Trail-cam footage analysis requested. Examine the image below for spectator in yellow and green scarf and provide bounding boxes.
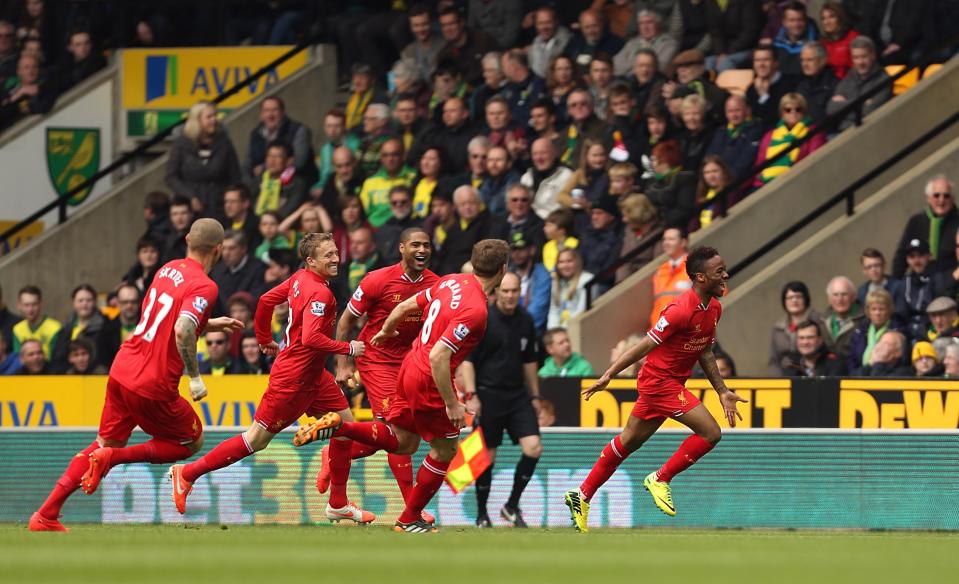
[753,93,826,188]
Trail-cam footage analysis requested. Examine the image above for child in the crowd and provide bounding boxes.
[542,208,579,272]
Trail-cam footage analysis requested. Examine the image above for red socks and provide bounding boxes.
[109,439,192,465]
[657,435,715,483]
[334,421,399,452]
[350,442,377,459]
[580,435,630,502]
[327,438,353,508]
[387,453,414,502]
[398,454,449,523]
[37,441,98,518]
[182,434,253,483]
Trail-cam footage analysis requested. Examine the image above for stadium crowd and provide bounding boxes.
[1,0,958,380]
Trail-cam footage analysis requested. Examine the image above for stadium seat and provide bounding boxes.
[885,65,920,95]
[923,63,943,78]
[715,69,754,96]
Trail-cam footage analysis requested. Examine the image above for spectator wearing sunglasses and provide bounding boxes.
[199,331,241,375]
[892,175,958,278]
[752,93,825,189]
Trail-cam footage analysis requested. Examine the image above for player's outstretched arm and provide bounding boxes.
[371,295,421,346]
[174,315,206,401]
[583,335,658,400]
[698,348,748,427]
[430,343,466,428]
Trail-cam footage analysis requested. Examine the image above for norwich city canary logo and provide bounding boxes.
[46,128,100,206]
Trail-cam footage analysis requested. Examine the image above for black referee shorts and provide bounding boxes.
[476,389,540,449]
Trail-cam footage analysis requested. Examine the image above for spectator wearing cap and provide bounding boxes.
[746,46,800,132]
[897,238,942,342]
[558,89,606,169]
[200,331,241,375]
[579,197,624,293]
[401,4,446,82]
[912,341,943,377]
[522,137,574,221]
[923,297,959,343]
[436,6,499,88]
[795,41,839,124]
[847,289,906,376]
[434,185,509,275]
[820,275,866,359]
[505,183,546,257]
[548,248,594,329]
[245,96,317,188]
[508,231,551,333]
[539,328,595,377]
[527,6,572,79]
[563,9,625,75]
[857,248,904,308]
[825,36,892,132]
[771,1,819,77]
[613,9,679,75]
[860,330,912,377]
[643,140,697,228]
[663,49,728,127]
[892,175,958,279]
[501,49,546,125]
[649,227,690,326]
[704,0,764,73]
[781,319,846,377]
[345,64,387,133]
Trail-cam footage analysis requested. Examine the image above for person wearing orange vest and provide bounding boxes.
[649,227,690,326]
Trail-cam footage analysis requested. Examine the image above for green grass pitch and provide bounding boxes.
[3,524,959,584]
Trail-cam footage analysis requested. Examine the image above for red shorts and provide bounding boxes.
[254,370,349,433]
[356,360,400,419]
[387,360,459,442]
[98,377,202,444]
[631,386,701,421]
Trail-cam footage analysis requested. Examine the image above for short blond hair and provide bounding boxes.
[298,232,334,261]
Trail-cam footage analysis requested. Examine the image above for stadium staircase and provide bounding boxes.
[570,56,959,375]
[0,45,337,323]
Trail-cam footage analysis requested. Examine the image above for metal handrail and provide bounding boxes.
[0,38,316,247]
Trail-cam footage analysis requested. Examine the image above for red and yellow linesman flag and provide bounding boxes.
[445,428,491,493]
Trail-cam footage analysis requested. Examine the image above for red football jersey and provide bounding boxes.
[347,263,439,365]
[638,288,722,391]
[405,273,489,384]
[254,268,353,390]
[110,258,218,400]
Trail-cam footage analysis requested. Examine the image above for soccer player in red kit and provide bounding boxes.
[29,219,244,532]
[565,246,748,532]
[295,239,511,533]
[311,228,437,513]
[169,232,372,523]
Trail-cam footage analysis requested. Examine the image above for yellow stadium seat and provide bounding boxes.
[716,69,754,96]
[885,65,920,95]
[923,63,943,78]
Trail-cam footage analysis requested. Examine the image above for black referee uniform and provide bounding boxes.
[465,301,540,526]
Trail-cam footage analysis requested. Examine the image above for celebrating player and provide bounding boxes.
[29,219,244,532]
[565,246,747,532]
[294,239,510,533]
[311,228,438,519]
[169,232,372,523]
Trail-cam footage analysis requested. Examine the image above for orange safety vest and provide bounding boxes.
[649,256,691,326]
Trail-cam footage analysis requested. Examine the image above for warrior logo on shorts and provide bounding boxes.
[453,323,470,341]
[352,286,364,301]
[193,296,208,313]
[655,316,669,333]
[310,301,326,316]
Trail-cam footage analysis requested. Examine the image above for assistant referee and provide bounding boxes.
[460,271,542,528]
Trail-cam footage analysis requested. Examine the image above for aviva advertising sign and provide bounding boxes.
[121,47,309,137]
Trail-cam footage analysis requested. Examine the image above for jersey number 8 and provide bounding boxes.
[420,298,442,344]
[133,288,174,342]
